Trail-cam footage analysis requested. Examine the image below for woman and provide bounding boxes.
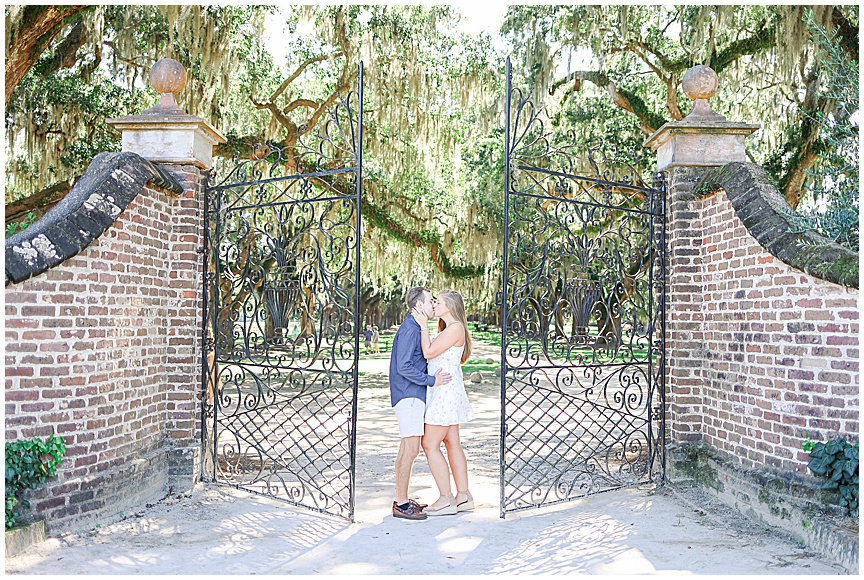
[371,325,380,354]
[411,289,475,515]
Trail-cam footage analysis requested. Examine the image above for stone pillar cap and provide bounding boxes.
[643,119,760,149]
[105,59,226,168]
[643,65,761,171]
[106,112,227,144]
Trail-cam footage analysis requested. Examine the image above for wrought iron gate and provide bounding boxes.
[202,64,363,521]
[500,58,666,517]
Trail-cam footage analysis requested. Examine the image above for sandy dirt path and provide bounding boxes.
[5,342,846,574]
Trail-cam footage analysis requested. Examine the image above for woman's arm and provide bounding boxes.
[411,307,435,358]
[411,307,464,359]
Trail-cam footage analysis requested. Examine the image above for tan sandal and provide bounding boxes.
[425,494,457,516]
[456,492,474,512]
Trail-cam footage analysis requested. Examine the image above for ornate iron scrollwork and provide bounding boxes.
[501,58,666,517]
[202,64,364,521]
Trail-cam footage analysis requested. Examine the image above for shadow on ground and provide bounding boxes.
[4,342,847,575]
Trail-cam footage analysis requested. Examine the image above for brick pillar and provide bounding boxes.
[107,58,225,490]
[663,166,709,442]
[644,65,758,448]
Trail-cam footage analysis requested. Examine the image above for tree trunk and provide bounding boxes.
[781,73,826,209]
[5,179,73,225]
[5,5,89,106]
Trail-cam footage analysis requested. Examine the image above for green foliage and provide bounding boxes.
[502,5,859,215]
[793,9,859,252]
[468,324,502,347]
[5,211,38,238]
[554,92,651,175]
[459,127,506,224]
[803,436,859,518]
[5,35,154,202]
[5,434,67,529]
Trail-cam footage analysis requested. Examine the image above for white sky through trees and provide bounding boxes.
[263,3,511,67]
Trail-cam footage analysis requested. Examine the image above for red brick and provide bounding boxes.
[22,330,57,340]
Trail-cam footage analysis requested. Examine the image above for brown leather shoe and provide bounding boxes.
[393,501,427,520]
[409,499,428,510]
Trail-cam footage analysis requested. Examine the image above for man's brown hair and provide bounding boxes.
[405,286,430,310]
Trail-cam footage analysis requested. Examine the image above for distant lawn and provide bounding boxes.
[462,360,499,376]
[468,324,502,347]
[369,322,502,353]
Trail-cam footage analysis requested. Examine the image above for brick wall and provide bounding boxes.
[665,166,859,474]
[5,166,203,532]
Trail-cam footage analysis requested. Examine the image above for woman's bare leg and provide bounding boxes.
[443,425,470,498]
[421,424,453,506]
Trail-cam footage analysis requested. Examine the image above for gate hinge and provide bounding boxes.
[196,247,206,254]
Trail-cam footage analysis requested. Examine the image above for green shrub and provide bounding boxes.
[5,211,38,238]
[803,436,859,518]
[5,434,67,529]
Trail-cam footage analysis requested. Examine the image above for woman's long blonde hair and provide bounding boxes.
[437,289,472,364]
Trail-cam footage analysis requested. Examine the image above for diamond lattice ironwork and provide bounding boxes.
[202,64,364,521]
[500,58,666,517]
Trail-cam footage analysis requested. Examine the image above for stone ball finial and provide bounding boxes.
[144,58,187,114]
[682,65,718,100]
[681,65,724,121]
[150,58,187,95]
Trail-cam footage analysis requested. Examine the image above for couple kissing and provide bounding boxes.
[388,287,475,520]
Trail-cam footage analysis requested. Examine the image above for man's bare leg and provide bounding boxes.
[395,435,421,504]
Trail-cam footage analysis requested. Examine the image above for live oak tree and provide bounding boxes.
[501,4,859,218]
[5,5,270,215]
[6,5,858,318]
[784,10,859,251]
[5,4,505,314]
[4,5,90,107]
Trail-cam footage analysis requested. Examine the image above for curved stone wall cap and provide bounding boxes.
[695,162,858,289]
[106,113,227,144]
[643,120,760,149]
[5,152,183,286]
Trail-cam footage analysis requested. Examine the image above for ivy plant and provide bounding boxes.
[5,434,67,529]
[803,437,859,518]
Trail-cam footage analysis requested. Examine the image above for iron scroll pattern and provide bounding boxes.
[500,59,666,517]
[202,65,363,521]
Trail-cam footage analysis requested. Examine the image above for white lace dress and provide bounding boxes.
[425,341,475,426]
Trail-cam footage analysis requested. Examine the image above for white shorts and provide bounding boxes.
[393,397,426,438]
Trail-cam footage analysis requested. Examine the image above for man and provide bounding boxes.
[389,286,451,520]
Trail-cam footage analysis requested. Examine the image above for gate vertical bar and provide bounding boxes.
[647,173,657,481]
[657,173,667,480]
[647,187,654,478]
[201,170,220,482]
[499,57,512,520]
[348,60,364,522]
[200,170,211,480]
